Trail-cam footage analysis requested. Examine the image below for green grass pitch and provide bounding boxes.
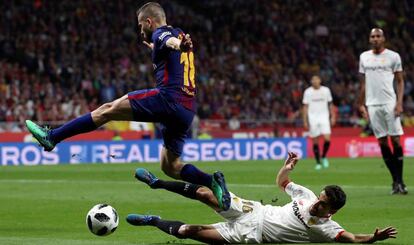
[0,158,413,245]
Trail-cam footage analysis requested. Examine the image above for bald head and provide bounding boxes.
[369,28,385,52]
[136,2,166,24]
[370,28,384,36]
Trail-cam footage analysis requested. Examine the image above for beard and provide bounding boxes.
[142,28,153,42]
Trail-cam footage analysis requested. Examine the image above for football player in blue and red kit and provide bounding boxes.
[25,2,230,210]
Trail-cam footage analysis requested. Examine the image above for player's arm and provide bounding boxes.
[336,227,397,243]
[329,102,336,126]
[302,104,309,129]
[276,152,298,191]
[394,71,404,116]
[166,34,193,51]
[145,32,192,51]
[358,74,368,120]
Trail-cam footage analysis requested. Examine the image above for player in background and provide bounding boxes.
[358,28,407,195]
[24,2,230,209]
[303,75,336,170]
[126,152,397,244]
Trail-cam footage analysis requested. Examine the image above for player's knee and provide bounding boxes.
[390,137,401,147]
[378,138,388,147]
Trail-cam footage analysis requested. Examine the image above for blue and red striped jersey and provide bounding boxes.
[151,25,196,111]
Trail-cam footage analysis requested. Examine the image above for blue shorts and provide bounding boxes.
[128,88,195,156]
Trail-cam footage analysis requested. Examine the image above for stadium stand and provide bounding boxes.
[1,0,413,132]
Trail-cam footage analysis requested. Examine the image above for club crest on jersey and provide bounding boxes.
[159,31,172,41]
[308,217,317,226]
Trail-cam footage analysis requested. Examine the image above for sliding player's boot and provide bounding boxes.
[135,168,159,188]
[211,171,231,211]
[25,120,55,151]
[315,164,322,171]
[126,214,160,226]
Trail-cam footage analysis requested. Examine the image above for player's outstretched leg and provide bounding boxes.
[126,214,224,244]
[134,168,229,210]
[160,149,231,210]
[25,95,133,151]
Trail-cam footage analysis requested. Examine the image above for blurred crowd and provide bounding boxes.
[1,0,414,132]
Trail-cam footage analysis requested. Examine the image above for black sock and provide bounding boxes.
[322,141,330,158]
[313,143,320,164]
[393,145,404,184]
[151,219,185,238]
[152,180,201,200]
[379,144,398,183]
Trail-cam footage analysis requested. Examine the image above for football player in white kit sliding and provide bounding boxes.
[303,75,336,170]
[358,28,407,195]
[126,152,397,244]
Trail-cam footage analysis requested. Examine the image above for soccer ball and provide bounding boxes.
[86,204,119,236]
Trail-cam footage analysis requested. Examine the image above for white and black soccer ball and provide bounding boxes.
[86,204,119,236]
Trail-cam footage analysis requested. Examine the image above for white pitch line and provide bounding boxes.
[0,179,393,189]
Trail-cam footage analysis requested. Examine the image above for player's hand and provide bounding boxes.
[372,227,397,242]
[394,103,403,117]
[180,34,193,52]
[284,152,299,171]
[359,105,369,121]
[143,41,154,50]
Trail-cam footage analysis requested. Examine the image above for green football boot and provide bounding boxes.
[211,171,231,211]
[322,158,330,168]
[25,120,55,151]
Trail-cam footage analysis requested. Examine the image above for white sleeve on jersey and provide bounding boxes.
[358,54,365,74]
[302,89,309,105]
[285,182,316,200]
[393,53,403,72]
[313,220,345,242]
[327,87,333,102]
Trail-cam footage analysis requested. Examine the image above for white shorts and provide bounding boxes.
[212,192,264,244]
[309,119,331,138]
[367,103,404,138]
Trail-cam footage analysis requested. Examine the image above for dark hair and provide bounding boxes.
[324,185,346,210]
[136,2,166,22]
